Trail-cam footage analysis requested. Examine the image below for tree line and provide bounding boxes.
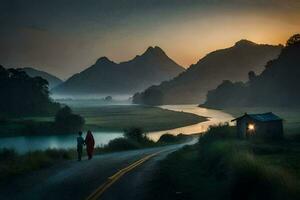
[203,34,300,108]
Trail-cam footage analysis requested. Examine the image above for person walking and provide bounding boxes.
[77,131,85,161]
[85,130,95,160]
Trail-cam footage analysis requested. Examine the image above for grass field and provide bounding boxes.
[0,105,205,137]
[147,124,300,200]
[73,105,206,132]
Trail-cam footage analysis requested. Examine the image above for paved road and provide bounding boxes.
[0,139,196,200]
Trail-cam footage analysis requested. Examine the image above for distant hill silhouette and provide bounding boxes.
[203,34,300,108]
[133,40,282,105]
[21,67,63,89]
[52,46,184,96]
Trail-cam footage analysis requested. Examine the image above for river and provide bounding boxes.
[149,105,234,140]
[0,105,233,153]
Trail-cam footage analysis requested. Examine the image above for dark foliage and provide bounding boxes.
[157,133,178,143]
[104,96,113,101]
[123,127,154,145]
[21,67,63,89]
[0,66,60,117]
[204,80,247,108]
[106,138,140,151]
[54,106,85,132]
[133,86,163,105]
[286,34,300,46]
[158,133,190,143]
[203,34,300,108]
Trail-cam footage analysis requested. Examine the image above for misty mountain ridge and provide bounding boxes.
[133,40,282,105]
[52,46,184,95]
[203,34,300,108]
[20,67,63,89]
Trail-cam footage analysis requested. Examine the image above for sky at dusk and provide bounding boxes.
[0,0,299,79]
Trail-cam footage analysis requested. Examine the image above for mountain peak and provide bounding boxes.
[95,56,114,65]
[235,39,257,47]
[143,46,166,57]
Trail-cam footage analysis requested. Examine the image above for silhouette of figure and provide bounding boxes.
[85,130,95,160]
[77,131,85,161]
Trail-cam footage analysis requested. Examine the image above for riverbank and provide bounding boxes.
[74,105,207,132]
[0,105,205,138]
[147,124,300,200]
[0,132,193,183]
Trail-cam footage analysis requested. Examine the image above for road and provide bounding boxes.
[0,139,196,200]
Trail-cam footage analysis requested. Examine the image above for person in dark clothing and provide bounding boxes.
[77,131,85,161]
[85,130,95,160]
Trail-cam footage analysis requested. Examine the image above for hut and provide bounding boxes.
[231,112,283,139]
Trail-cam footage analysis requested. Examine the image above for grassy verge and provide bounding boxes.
[147,124,300,200]
[0,148,75,181]
[0,130,191,183]
[0,105,205,137]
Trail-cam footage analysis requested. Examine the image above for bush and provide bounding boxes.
[123,127,154,146]
[199,123,236,144]
[124,128,144,141]
[0,148,17,162]
[158,133,190,143]
[54,106,85,132]
[106,138,140,151]
[158,134,177,143]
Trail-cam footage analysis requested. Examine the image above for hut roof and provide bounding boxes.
[232,112,282,122]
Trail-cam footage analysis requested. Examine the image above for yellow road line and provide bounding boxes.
[85,150,164,200]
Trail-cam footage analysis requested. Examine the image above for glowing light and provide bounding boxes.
[248,124,255,131]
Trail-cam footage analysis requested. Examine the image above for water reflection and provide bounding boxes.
[0,105,233,153]
[148,105,234,141]
[0,132,122,153]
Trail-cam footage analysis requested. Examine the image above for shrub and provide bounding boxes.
[158,133,190,143]
[199,123,236,144]
[0,148,17,162]
[54,106,85,132]
[123,127,154,146]
[158,134,178,143]
[106,138,139,151]
[124,128,144,141]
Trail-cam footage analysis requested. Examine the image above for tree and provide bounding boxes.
[286,34,300,46]
[142,87,163,105]
[104,96,113,101]
[0,66,59,117]
[248,71,256,82]
[54,106,85,132]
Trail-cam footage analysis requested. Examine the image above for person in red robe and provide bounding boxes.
[85,130,95,160]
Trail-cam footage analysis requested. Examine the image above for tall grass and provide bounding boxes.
[230,152,298,200]
[0,148,75,181]
[198,124,299,200]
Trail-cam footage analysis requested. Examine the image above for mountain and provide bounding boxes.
[21,67,63,89]
[52,46,184,96]
[203,34,300,108]
[133,40,282,105]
